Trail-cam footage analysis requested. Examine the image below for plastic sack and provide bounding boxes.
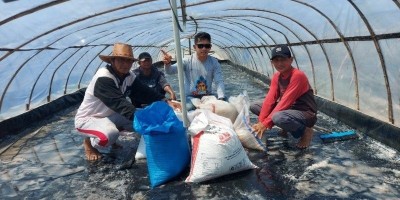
[134,136,146,159]
[134,110,188,160]
[191,95,238,123]
[229,91,267,151]
[185,110,257,183]
[134,101,190,188]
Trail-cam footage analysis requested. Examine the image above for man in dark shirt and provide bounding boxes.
[132,52,176,108]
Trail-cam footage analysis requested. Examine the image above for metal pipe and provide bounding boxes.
[171,0,189,127]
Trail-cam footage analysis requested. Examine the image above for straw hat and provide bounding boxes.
[99,43,137,63]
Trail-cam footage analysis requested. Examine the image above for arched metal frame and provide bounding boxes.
[232,16,335,99]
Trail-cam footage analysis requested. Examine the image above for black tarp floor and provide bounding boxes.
[1,64,399,199]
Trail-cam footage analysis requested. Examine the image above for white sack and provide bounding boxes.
[191,96,238,123]
[186,110,257,183]
[229,91,267,151]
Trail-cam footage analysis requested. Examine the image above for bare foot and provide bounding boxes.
[83,138,102,161]
[296,127,314,149]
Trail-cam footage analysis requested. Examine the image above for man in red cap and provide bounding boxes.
[251,44,317,149]
[75,43,181,161]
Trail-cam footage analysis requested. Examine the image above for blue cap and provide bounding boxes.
[271,45,291,60]
[138,52,152,61]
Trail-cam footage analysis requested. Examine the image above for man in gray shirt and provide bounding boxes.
[162,32,226,110]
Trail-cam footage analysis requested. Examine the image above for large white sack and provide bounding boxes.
[174,109,205,123]
[191,96,238,123]
[229,92,266,151]
[186,110,257,183]
[190,95,217,107]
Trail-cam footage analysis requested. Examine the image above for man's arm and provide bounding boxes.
[272,71,309,110]
[162,50,177,74]
[164,85,176,100]
[130,77,182,111]
[94,77,136,120]
[261,71,310,128]
[164,62,178,74]
[258,74,280,129]
[213,60,225,99]
[157,71,176,100]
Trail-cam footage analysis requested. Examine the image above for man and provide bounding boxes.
[162,32,225,110]
[251,44,317,149]
[132,52,176,108]
[75,43,181,161]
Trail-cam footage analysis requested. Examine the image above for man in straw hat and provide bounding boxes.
[75,43,181,161]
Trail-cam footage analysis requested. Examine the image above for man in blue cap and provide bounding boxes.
[251,44,317,149]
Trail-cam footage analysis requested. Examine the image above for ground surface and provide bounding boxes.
[1,64,399,199]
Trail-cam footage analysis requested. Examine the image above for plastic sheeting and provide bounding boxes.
[0,0,400,128]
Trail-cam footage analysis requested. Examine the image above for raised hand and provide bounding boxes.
[161,49,172,65]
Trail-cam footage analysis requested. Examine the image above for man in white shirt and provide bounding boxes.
[162,32,226,110]
[75,43,181,161]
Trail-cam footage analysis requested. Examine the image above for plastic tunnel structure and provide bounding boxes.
[0,0,399,150]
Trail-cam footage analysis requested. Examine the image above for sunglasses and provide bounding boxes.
[196,44,212,49]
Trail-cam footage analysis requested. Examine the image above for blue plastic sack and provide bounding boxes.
[133,101,190,188]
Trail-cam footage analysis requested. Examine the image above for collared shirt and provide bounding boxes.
[75,65,164,122]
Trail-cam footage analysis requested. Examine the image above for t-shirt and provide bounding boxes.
[164,54,225,99]
[132,66,169,107]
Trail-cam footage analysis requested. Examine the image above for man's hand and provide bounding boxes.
[191,91,198,96]
[167,100,182,112]
[164,86,176,101]
[169,92,177,101]
[161,49,172,65]
[252,122,268,139]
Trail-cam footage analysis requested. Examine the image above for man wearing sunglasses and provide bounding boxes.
[162,32,226,110]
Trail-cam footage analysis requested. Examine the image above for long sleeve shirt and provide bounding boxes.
[259,67,317,129]
[75,65,164,122]
[132,66,170,106]
[164,54,225,99]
